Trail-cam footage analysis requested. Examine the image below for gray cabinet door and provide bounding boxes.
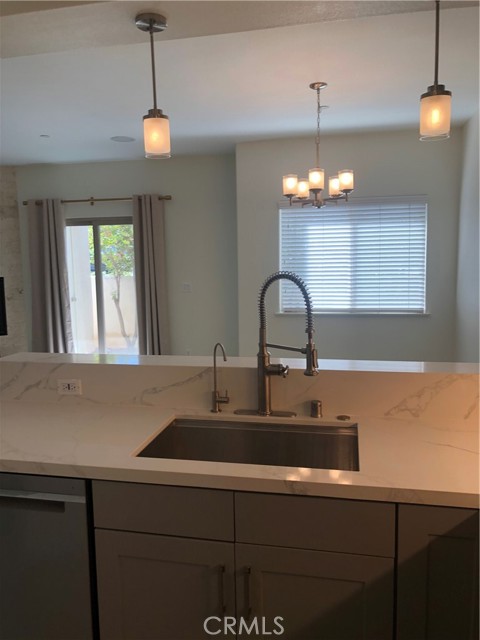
[95,529,235,640]
[235,543,394,640]
[397,505,479,640]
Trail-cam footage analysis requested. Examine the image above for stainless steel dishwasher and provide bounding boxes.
[0,473,94,639]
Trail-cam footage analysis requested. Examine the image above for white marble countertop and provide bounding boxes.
[0,400,478,508]
[3,351,479,373]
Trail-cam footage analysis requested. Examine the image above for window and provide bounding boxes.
[279,197,427,314]
[65,218,138,354]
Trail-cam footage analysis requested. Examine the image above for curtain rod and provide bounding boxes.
[22,195,172,206]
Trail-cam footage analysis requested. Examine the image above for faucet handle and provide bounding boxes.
[267,363,289,378]
[304,345,318,376]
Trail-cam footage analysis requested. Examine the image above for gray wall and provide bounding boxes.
[456,112,480,362]
[15,155,238,356]
[236,127,465,362]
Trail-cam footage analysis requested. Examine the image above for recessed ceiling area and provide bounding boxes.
[0,0,478,165]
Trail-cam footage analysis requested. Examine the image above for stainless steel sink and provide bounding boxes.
[137,418,359,471]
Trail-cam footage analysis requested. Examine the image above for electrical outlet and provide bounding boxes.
[57,379,82,395]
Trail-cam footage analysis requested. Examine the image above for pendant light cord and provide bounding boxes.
[434,0,440,87]
[149,21,158,114]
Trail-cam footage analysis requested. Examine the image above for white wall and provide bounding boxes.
[15,154,238,356]
[456,113,480,362]
[236,128,463,361]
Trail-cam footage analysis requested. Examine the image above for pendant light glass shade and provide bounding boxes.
[283,174,298,197]
[329,176,340,198]
[419,87,452,140]
[297,179,310,199]
[144,110,171,158]
[308,168,325,191]
[338,169,354,193]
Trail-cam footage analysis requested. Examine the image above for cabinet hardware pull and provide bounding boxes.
[245,566,252,618]
[218,564,227,613]
[0,489,86,504]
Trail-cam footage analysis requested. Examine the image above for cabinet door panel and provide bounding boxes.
[96,529,235,640]
[397,505,479,640]
[235,543,394,640]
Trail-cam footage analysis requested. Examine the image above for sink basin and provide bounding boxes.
[137,418,359,471]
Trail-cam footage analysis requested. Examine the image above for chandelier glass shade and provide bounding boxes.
[136,13,171,158]
[282,83,355,208]
[419,0,452,140]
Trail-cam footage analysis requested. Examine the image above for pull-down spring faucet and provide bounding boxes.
[257,271,318,416]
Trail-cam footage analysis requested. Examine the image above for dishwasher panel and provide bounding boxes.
[0,473,94,640]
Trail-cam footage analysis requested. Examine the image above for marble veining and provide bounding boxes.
[134,367,212,405]
[385,374,463,418]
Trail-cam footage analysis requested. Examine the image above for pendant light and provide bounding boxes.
[135,13,171,158]
[420,0,452,140]
[282,83,355,208]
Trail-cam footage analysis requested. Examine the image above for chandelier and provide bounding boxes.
[419,0,452,140]
[282,82,354,209]
[135,13,171,158]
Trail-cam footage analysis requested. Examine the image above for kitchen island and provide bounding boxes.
[0,353,478,640]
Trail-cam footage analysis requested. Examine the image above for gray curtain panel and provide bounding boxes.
[27,199,73,353]
[133,195,171,355]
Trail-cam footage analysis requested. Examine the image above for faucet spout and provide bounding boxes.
[211,342,229,413]
[257,271,318,416]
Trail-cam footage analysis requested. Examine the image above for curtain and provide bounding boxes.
[27,199,73,353]
[133,195,170,355]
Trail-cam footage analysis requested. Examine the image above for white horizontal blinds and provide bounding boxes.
[280,197,427,313]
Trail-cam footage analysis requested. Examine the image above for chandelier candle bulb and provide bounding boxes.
[283,174,299,197]
[308,168,325,191]
[338,170,354,193]
[297,179,311,199]
[329,176,341,198]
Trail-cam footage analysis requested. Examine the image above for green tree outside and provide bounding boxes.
[89,224,137,349]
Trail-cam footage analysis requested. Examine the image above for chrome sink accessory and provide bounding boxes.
[211,342,229,413]
[137,417,359,472]
[311,400,323,418]
[236,271,318,417]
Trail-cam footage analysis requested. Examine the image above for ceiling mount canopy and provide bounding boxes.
[419,0,452,141]
[282,82,355,209]
[135,12,171,159]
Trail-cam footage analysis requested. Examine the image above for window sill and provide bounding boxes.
[277,311,431,318]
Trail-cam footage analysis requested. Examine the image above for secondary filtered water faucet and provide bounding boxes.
[211,342,229,413]
[257,271,318,416]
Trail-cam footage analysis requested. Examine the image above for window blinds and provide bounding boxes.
[279,196,427,314]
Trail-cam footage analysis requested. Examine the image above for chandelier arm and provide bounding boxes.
[149,22,158,113]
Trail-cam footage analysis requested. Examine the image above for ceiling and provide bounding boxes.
[0,0,478,165]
